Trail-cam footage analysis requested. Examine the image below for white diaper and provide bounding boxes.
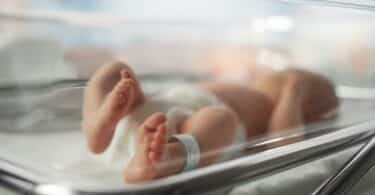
[94,84,246,166]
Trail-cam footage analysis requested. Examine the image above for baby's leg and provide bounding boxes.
[200,83,273,138]
[82,61,145,153]
[124,106,237,183]
[179,106,238,166]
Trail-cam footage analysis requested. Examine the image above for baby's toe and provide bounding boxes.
[137,113,166,143]
[150,137,163,153]
[149,151,162,162]
[140,134,152,151]
[143,113,167,131]
[149,124,167,161]
[121,69,132,79]
[155,124,167,144]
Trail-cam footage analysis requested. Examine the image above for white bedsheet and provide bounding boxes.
[230,146,361,195]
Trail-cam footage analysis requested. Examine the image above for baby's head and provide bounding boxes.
[294,70,339,123]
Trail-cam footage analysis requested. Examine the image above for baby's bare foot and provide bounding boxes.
[100,70,137,121]
[124,113,168,183]
[84,69,140,153]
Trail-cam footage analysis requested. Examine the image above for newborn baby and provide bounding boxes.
[82,61,338,183]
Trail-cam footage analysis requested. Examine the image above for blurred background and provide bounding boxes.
[1,0,375,88]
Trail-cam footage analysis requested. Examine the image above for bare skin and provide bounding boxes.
[82,61,339,183]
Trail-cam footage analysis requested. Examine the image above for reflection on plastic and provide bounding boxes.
[35,185,75,195]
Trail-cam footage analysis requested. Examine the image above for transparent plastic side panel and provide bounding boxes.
[0,0,375,192]
[351,165,375,195]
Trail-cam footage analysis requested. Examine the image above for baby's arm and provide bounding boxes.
[269,75,304,132]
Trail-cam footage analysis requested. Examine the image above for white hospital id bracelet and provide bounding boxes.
[170,134,201,172]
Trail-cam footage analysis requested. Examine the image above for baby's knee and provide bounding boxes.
[200,106,237,131]
[205,106,236,119]
[183,106,237,133]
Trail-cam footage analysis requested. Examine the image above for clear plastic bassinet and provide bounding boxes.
[1,1,375,195]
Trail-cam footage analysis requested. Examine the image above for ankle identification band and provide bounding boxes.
[170,134,200,172]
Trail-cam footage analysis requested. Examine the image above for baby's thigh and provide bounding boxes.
[180,106,237,148]
[179,106,237,165]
